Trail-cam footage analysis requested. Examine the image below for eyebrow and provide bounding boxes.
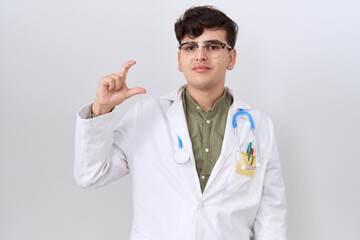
[183,39,224,45]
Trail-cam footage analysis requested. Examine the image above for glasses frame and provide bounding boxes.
[178,41,233,59]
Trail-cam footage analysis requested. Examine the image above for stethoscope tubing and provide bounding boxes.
[233,109,255,130]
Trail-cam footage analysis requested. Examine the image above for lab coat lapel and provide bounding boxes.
[220,104,240,158]
[203,89,252,194]
[165,92,192,151]
[203,104,237,193]
[220,89,252,158]
[164,87,202,198]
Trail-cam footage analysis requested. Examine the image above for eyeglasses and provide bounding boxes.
[178,41,232,59]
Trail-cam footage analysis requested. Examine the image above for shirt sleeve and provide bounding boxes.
[87,109,99,119]
[253,119,287,240]
[74,103,138,189]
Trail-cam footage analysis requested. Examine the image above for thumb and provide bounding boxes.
[126,87,147,98]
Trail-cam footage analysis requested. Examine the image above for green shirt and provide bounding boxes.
[182,88,233,193]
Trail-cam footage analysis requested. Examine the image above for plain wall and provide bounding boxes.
[1,0,359,239]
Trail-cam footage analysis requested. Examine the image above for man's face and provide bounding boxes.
[178,28,236,92]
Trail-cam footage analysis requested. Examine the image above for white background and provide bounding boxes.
[1,0,359,239]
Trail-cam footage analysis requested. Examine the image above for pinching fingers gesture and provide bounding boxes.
[92,60,146,115]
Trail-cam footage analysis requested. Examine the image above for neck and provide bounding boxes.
[187,85,225,112]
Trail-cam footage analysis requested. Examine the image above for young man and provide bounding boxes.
[75,6,287,240]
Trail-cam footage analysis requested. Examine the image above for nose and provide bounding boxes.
[195,45,207,61]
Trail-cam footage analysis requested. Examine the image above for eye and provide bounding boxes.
[181,43,197,52]
[206,44,221,51]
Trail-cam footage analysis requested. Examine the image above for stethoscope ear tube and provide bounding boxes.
[178,136,183,149]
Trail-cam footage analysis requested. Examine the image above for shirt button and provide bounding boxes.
[205,148,209,152]
[196,106,200,110]
[206,120,211,124]
[197,202,204,209]
[201,175,205,180]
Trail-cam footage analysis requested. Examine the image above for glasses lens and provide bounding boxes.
[180,43,197,59]
[205,43,223,58]
[180,43,225,59]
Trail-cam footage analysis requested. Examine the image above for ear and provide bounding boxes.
[227,49,237,70]
[178,51,182,72]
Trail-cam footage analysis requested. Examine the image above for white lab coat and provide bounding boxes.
[74,86,287,240]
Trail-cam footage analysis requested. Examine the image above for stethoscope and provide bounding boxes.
[233,109,260,170]
[174,109,260,170]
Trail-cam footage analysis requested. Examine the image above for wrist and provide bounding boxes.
[91,102,114,115]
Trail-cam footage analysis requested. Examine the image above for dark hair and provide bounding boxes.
[174,6,238,48]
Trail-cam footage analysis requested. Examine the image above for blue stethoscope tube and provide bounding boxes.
[232,109,255,130]
[178,136,183,149]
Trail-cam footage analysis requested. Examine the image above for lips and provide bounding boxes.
[192,65,211,73]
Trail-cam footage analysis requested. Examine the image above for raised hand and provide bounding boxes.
[91,60,146,115]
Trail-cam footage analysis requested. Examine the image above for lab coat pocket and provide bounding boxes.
[236,151,256,177]
[226,152,258,193]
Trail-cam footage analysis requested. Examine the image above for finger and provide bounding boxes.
[119,60,136,77]
[115,75,122,90]
[111,73,122,90]
[101,76,111,88]
[126,87,147,98]
[105,77,116,91]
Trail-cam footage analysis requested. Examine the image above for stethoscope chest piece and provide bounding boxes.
[174,149,190,164]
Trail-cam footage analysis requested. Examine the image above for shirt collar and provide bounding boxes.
[161,85,253,111]
[182,87,232,116]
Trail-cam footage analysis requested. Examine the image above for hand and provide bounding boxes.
[92,60,146,115]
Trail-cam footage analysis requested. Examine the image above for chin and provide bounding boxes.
[187,80,219,91]
[184,72,225,90]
